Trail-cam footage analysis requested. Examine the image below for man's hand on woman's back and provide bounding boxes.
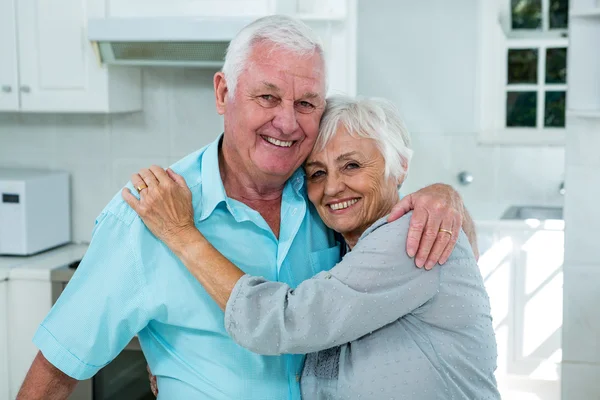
[388,183,477,269]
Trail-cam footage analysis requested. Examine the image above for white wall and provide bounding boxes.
[357,0,565,220]
[561,115,600,396]
[0,68,224,242]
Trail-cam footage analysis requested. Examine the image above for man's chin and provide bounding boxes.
[256,162,302,179]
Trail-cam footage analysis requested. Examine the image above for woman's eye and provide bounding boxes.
[345,162,360,170]
[310,170,325,179]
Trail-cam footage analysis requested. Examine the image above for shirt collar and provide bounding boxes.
[197,133,307,222]
[198,134,228,222]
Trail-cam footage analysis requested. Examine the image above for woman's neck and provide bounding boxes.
[341,198,398,250]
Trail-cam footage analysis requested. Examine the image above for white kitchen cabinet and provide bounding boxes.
[0,280,8,400]
[0,0,141,113]
[108,0,272,17]
[0,0,19,111]
[7,279,54,398]
[105,0,357,97]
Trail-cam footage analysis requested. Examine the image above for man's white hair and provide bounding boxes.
[316,95,413,181]
[222,15,326,97]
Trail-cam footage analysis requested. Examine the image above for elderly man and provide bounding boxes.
[17,15,477,400]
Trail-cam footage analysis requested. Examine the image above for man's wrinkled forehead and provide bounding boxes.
[243,43,326,93]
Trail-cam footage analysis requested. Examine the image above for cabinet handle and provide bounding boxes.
[20,85,31,93]
[1,85,11,93]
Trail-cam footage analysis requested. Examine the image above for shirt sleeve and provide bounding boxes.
[32,211,154,380]
[224,216,442,355]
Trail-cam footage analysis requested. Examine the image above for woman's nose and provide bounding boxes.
[324,172,345,197]
[272,102,299,135]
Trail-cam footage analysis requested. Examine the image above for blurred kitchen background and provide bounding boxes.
[0,0,599,399]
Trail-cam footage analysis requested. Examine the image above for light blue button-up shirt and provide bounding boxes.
[33,134,340,399]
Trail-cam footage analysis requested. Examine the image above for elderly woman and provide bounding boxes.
[126,96,500,399]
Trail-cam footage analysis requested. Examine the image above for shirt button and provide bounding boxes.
[296,374,301,382]
[324,272,332,279]
[291,208,298,216]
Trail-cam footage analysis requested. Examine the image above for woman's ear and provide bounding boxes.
[396,160,409,187]
[214,72,228,115]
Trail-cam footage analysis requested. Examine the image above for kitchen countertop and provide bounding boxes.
[0,244,89,281]
[0,219,563,282]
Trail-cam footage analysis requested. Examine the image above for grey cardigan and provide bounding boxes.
[225,213,501,399]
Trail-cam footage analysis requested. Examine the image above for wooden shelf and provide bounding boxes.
[570,8,600,18]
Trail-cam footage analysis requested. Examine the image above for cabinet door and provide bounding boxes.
[108,0,271,17]
[15,0,117,112]
[0,281,9,400]
[0,0,19,111]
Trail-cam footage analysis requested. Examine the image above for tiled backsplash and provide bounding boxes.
[0,68,224,242]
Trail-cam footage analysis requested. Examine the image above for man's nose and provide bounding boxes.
[324,172,345,197]
[272,102,299,135]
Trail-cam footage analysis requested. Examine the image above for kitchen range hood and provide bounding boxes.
[88,17,255,67]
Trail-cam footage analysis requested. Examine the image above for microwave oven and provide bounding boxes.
[0,168,71,255]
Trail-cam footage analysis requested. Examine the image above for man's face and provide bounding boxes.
[221,41,327,182]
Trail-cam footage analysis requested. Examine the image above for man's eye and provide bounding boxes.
[296,101,316,113]
[260,95,275,101]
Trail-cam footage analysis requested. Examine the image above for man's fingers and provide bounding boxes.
[122,188,140,211]
[406,207,428,259]
[388,194,413,223]
[439,229,460,265]
[167,168,188,188]
[414,222,439,268]
[439,213,462,264]
[425,221,454,270]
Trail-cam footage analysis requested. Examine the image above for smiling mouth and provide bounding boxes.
[328,198,360,211]
[261,135,296,148]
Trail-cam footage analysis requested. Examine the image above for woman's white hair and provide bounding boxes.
[222,15,326,97]
[316,95,413,181]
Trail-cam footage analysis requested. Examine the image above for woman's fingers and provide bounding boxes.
[167,168,188,188]
[130,173,148,195]
[139,168,159,188]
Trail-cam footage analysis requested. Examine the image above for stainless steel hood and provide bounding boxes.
[87,17,255,67]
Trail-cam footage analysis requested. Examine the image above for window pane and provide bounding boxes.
[549,0,569,29]
[512,0,542,30]
[508,49,538,84]
[546,48,567,84]
[545,91,566,127]
[507,92,537,127]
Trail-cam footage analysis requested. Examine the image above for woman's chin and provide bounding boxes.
[326,220,359,237]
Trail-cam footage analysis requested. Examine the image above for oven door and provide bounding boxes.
[51,266,154,400]
[93,344,153,400]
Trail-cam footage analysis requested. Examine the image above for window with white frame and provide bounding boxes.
[478,0,569,144]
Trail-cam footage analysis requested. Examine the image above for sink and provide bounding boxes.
[501,206,563,220]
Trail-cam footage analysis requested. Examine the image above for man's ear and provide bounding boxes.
[214,72,228,115]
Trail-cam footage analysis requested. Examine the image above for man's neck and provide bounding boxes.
[218,142,288,238]
[218,142,288,204]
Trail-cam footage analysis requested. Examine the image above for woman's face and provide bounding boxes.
[305,126,402,244]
